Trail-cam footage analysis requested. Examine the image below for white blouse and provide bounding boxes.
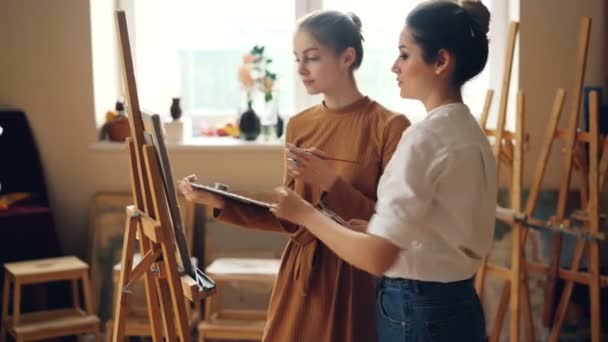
[367,103,497,282]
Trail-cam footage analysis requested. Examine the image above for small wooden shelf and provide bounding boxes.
[1,256,100,342]
[4,256,88,284]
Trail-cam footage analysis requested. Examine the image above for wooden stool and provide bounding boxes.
[1,256,100,342]
[198,258,280,342]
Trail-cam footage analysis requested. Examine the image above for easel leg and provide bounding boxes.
[509,225,522,342]
[548,239,586,341]
[490,269,535,342]
[138,233,165,342]
[491,282,510,342]
[520,230,535,342]
[159,241,191,342]
[587,91,602,342]
[156,276,177,342]
[520,274,535,342]
[112,213,139,342]
[543,233,563,327]
[588,241,601,342]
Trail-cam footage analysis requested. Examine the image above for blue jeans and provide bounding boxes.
[376,276,486,342]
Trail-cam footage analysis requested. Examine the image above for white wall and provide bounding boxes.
[520,0,606,187]
[1,0,99,258]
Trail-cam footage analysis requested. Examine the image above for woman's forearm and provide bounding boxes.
[301,209,400,276]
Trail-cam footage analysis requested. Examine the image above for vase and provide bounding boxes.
[238,100,261,141]
[276,114,284,139]
[170,98,182,121]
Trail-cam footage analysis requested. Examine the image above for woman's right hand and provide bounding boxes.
[286,144,338,191]
[178,174,225,209]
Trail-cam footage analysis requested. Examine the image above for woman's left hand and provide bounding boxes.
[270,187,315,225]
[286,144,338,191]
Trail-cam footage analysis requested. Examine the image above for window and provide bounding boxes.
[130,0,296,123]
[111,0,511,136]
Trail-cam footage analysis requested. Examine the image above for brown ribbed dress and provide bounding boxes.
[217,96,409,342]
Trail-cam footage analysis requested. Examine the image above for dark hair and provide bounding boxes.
[406,0,491,87]
[297,10,364,70]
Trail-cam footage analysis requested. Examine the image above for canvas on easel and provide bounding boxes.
[142,112,216,288]
[111,10,215,342]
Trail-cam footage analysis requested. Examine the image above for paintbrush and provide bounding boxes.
[286,143,360,164]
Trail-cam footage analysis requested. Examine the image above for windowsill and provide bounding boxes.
[90,136,284,152]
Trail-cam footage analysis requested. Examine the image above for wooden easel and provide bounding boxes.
[480,93,538,342]
[475,21,537,342]
[540,89,607,342]
[493,17,607,342]
[517,88,608,342]
[524,17,607,341]
[540,18,593,331]
[111,10,214,342]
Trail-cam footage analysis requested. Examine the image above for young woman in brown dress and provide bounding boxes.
[179,10,409,342]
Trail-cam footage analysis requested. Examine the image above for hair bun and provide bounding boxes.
[346,12,363,32]
[460,1,490,35]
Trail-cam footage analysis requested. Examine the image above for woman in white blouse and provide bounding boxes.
[271,1,496,341]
